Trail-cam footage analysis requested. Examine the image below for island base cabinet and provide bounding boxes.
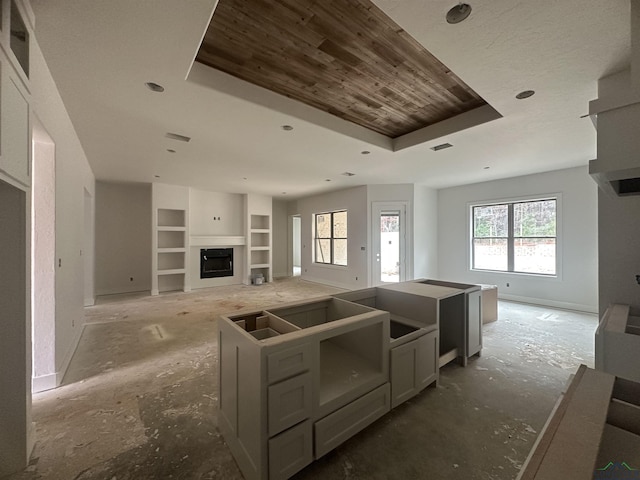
[314,383,390,459]
[390,331,438,408]
[269,420,313,480]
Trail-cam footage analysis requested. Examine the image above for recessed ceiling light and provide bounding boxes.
[516,90,535,100]
[154,175,160,178]
[361,151,370,155]
[282,192,287,195]
[342,172,356,177]
[243,177,248,180]
[431,143,453,151]
[167,149,176,153]
[325,179,332,182]
[145,82,165,93]
[483,166,490,170]
[281,125,294,131]
[446,3,472,24]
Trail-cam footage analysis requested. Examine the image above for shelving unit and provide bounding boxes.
[152,207,187,295]
[248,213,272,283]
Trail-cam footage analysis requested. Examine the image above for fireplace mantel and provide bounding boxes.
[190,235,246,247]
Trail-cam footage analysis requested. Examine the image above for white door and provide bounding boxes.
[372,202,406,285]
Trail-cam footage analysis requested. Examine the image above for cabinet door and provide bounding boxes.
[466,291,482,357]
[416,330,438,390]
[391,332,438,408]
[390,339,420,408]
[268,420,312,480]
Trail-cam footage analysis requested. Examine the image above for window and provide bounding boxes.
[314,210,347,266]
[472,198,556,275]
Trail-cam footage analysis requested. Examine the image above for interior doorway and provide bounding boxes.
[292,215,301,276]
[372,202,407,285]
[31,118,57,393]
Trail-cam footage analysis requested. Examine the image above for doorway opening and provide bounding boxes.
[372,202,407,285]
[31,117,56,393]
[292,215,301,276]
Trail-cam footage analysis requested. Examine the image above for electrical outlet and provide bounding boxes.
[506,282,510,287]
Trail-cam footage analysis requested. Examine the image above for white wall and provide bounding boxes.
[438,166,598,313]
[95,181,151,295]
[30,32,95,381]
[598,191,640,317]
[189,188,244,235]
[272,199,288,278]
[292,186,368,290]
[414,185,439,279]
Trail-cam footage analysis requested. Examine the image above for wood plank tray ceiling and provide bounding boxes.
[196,0,487,138]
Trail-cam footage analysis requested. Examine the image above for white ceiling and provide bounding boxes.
[30,0,630,199]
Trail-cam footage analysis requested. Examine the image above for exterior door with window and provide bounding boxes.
[372,202,406,285]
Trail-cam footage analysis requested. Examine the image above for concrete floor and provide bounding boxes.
[5,278,597,480]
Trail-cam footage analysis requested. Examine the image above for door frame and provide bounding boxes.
[371,201,408,286]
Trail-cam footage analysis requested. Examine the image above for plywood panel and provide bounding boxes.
[196,0,486,138]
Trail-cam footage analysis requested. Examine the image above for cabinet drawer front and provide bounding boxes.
[268,343,312,384]
[269,419,313,480]
[268,372,312,436]
[314,383,390,459]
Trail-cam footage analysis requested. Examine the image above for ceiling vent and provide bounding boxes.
[431,143,453,151]
[165,132,191,142]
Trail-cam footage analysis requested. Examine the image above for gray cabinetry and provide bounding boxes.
[219,297,389,480]
[390,330,438,408]
[219,280,480,479]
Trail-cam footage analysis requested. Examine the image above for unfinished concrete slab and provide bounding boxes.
[4,279,597,480]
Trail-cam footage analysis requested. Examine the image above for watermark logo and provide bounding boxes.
[594,462,640,479]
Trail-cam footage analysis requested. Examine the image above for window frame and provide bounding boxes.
[469,195,560,278]
[313,210,347,266]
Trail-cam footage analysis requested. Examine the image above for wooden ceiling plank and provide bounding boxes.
[196,0,487,139]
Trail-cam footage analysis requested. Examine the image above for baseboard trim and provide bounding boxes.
[498,293,597,314]
[32,373,57,393]
[84,297,95,307]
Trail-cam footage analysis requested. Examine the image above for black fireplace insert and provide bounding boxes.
[200,248,233,278]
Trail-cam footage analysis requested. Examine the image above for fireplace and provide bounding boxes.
[200,248,233,278]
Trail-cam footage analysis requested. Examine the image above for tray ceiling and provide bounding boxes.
[196,0,488,138]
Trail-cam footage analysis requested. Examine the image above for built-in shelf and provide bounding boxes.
[157,226,186,232]
[158,208,185,227]
[250,263,270,269]
[250,214,269,230]
[153,207,188,295]
[157,247,186,253]
[158,230,185,249]
[245,209,272,284]
[157,268,186,275]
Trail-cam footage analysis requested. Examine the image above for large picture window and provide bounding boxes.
[314,210,347,266]
[472,198,556,275]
